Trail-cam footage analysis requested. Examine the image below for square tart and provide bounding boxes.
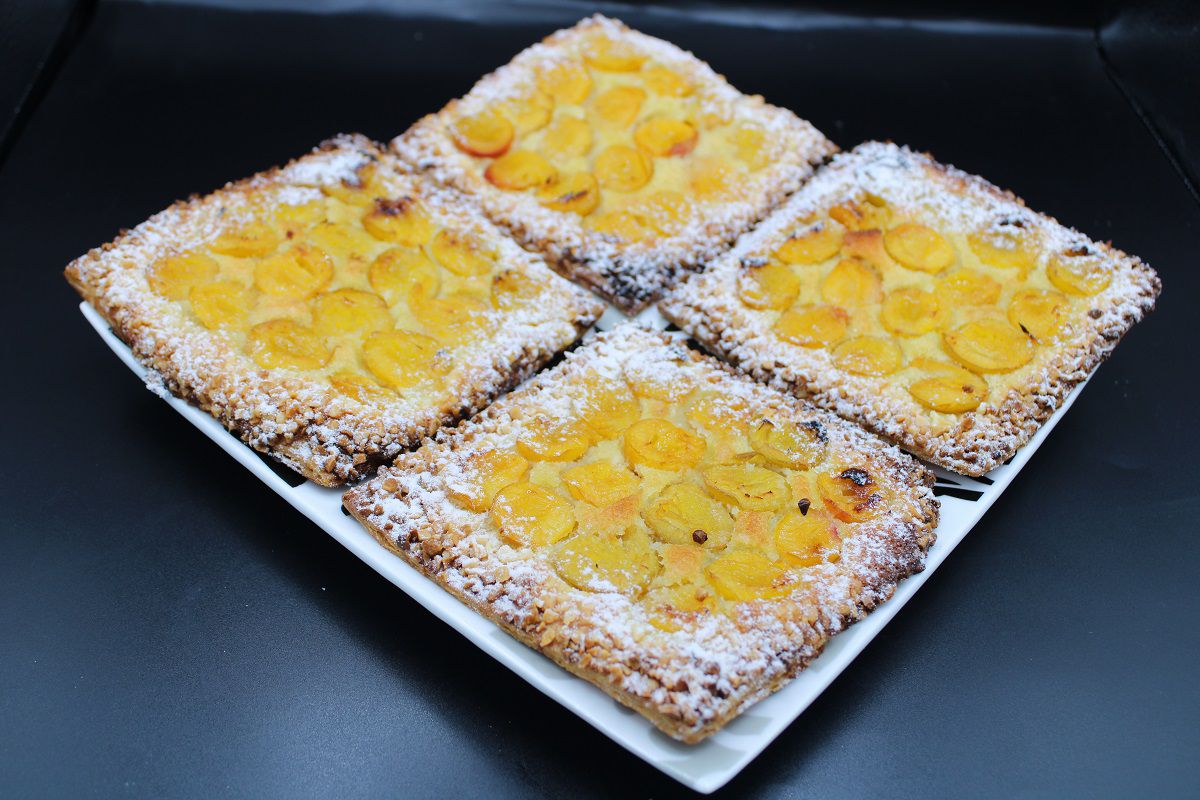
[661,142,1161,476]
[343,324,938,742]
[392,14,836,313]
[65,134,604,486]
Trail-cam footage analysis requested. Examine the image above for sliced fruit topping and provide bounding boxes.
[149,251,219,300]
[829,197,889,231]
[818,468,884,523]
[412,293,492,341]
[943,318,1034,373]
[633,118,698,157]
[490,481,576,548]
[884,223,956,273]
[537,172,600,215]
[587,210,653,242]
[702,463,788,511]
[738,262,801,310]
[537,61,593,104]
[584,37,647,72]
[638,191,690,235]
[540,115,593,160]
[595,144,652,192]
[369,247,441,308]
[749,418,827,469]
[208,220,280,258]
[254,243,334,301]
[1046,246,1111,296]
[881,287,941,336]
[189,281,249,329]
[643,482,733,547]
[553,528,658,595]
[625,362,694,402]
[516,417,592,462]
[643,64,693,96]
[624,418,705,471]
[247,319,330,371]
[832,336,904,376]
[907,357,988,413]
[706,550,790,602]
[312,288,392,337]
[686,393,750,436]
[452,110,514,157]
[578,383,641,440]
[689,158,739,199]
[658,543,706,586]
[731,125,770,171]
[490,269,539,310]
[967,220,1038,271]
[592,85,646,126]
[775,220,843,265]
[320,166,381,207]
[840,229,896,271]
[822,258,883,307]
[775,511,841,567]
[501,90,554,135]
[485,150,558,191]
[306,220,379,261]
[1008,289,1069,342]
[561,461,639,506]
[774,305,850,349]
[429,228,495,277]
[329,371,392,404]
[274,200,326,233]
[361,329,447,389]
[935,268,1002,307]
[362,197,435,246]
[447,449,529,513]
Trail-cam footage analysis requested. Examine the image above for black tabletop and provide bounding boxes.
[1,2,1197,797]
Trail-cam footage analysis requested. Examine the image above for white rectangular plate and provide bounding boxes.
[80,300,1085,793]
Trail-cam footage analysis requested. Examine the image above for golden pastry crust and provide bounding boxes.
[392,15,837,313]
[661,142,1161,476]
[65,134,604,486]
[343,325,938,742]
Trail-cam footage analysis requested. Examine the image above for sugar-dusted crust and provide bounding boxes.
[343,324,938,742]
[661,142,1162,476]
[65,134,604,486]
[392,15,837,313]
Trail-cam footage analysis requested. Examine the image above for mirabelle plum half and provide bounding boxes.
[829,197,889,231]
[642,65,693,97]
[587,211,653,242]
[907,357,988,413]
[840,229,896,272]
[943,318,1034,373]
[881,287,941,336]
[595,145,652,192]
[208,220,280,258]
[490,481,576,548]
[561,461,639,506]
[311,289,391,337]
[150,252,219,300]
[447,450,529,513]
[490,269,539,310]
[362,198,435,246]
[592,85,646,126]
[1047,247,1112,296]
[254,243,334,301]
[623,418,705,471]
[189,281,249,329]
[536,62,592,104]
[822,258,883,307]
[537,172,600,215]
[412,293,492,342]
[935,269,1002,307]
[775,511,841,567]
[501,90,554,136]
[485,150,557,191]
[818,468,885,523]
[584,36,647,72]
[705,550,790,602]
[738,262,801,310]
[775,305,849,349]
[429,228,495,277]
[452,110,514,157]
[634,118,698,157]
[328,372,392,404]
[361,329,447,389]
[884,223,956,273]
[702,463,788,511]
[553,528,659,595]
[247,319,331,371]
[368,247,441,308]
[832,336,904,377]
[775,221,842,265]
[749,418,827,469]
[578,383,641,440]
[540,116,593,160]
[967,222,1038,272]
[1008,289,1069,342]
[642,483,733,548]
[515,417,592,462]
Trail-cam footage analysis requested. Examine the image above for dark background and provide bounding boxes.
[1,1,1197,797]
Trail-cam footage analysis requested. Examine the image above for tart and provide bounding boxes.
[392,15,836,313]
[65,134,604,486]
[661,142,1161,476]
[343,324,938,742]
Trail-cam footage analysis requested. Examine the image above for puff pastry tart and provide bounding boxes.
[661,142,1161,476]
[65,134,603,486]
[392,15,836,313]
[343,324,938,742]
